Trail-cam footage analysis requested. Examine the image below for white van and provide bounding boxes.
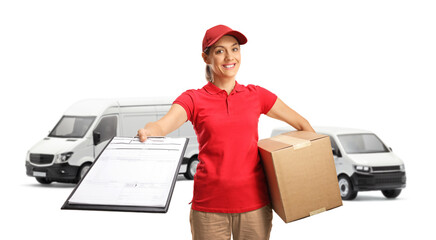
[271,127,406,200]
[26,98,199,184]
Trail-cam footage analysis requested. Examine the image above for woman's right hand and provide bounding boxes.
[137,128,152,142]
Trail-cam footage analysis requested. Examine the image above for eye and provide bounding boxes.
[232,47,239,52]
[215,49,224,54]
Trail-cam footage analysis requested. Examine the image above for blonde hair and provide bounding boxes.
[204,47,213,82]
[205,65,213,83]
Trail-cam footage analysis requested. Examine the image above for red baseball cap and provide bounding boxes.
[202,25,247,52]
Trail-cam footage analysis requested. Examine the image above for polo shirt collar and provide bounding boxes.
[204,81,245,95]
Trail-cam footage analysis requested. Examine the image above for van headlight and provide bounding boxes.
[355,165,371,173]
[400,164,405,171]
[55,152,74,163]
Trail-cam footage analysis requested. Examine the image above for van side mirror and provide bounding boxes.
[389,147,393,152]
[332,147,342,158]
[93,131,101,145]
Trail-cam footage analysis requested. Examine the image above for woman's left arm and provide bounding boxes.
[266,97,316,133]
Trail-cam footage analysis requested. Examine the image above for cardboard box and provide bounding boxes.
[258,131,342,223]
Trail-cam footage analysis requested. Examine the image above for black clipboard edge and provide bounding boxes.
[61,137,189,213]
[163,137,189,212]
[61,202,166,213]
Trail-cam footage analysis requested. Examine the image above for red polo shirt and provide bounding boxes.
[173,81,277,213]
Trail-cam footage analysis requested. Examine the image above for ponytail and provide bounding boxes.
[204,47,214,82]
[205,65,213,82]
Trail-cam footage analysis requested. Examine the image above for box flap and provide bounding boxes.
[282,131,327,142]
[258,131,327,152]
[270,135,311,150]
[258,138,290,152]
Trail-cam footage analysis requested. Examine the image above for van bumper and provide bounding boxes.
[26,162,80,183]
[351,171,406,191]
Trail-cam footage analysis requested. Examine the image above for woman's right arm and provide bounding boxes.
[137,103,188,142]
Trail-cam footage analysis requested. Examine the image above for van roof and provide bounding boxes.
[64,97,174,116]
[315,126,373,135]
[272,126,373,136]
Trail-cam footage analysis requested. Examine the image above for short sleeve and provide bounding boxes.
[173,90,195,122]
[256,86,277,114]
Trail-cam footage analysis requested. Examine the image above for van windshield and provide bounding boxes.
[338,133,389,154]
[49,116,96,138]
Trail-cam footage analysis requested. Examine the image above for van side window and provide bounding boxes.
[94,116,118,143]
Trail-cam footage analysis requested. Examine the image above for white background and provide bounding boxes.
[1,0,435,239]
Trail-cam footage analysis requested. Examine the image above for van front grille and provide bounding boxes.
[30,154,54,165]
[354,172,406,188]
[372,166,401,172]
[373,173,404,185]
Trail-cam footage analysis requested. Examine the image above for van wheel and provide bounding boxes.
[36,177,52,184]
[382,189,402,199]
[338,175,358,200]
[184,157,199,180]
[76,163,92,183]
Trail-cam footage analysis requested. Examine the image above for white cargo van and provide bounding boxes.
[271,127,406,200]
[26,98,199,184]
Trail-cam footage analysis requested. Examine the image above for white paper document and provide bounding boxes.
[68,137,187,207]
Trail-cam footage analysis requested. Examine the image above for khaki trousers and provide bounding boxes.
[190,205,273,240]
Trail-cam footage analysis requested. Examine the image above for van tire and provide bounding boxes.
[184,157,199,180]
[36,177,52,184]
[382,189,402,199]
[76,163,92,183]
[338,175,358,200]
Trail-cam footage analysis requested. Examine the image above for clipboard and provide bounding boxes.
[61,136,189,213]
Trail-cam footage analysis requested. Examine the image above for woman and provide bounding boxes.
[138,24,315,240]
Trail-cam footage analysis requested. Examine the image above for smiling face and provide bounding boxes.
[202,35,241,82]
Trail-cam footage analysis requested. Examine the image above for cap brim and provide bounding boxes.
[206,30,247,49]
